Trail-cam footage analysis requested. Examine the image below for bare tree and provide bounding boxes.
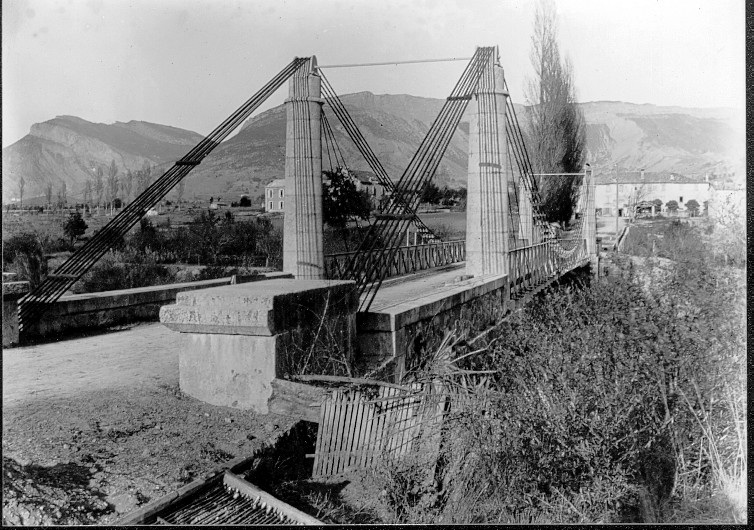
[18,177,25,208]
[94,167,105,215]
[177,179,186,209]
[524,0,586,225]
[57,182,67,210]
[106,160,119,214]
[124,169,134,203]
[45,182,54,213]
[83,180,93,212]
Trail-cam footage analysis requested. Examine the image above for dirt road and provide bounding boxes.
[2,322,296,525]
[3,323,179,407]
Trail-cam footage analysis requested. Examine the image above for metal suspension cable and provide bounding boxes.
[318,73,440,243]
[19,57,308,331]
[321,113,335,170]
[355,49,491,281]
[50,59,304,277]
[317,57,473,69]
[348,95,471,284]
[354,47,494,310]
[321,111,346,169]
[318,83,441,251]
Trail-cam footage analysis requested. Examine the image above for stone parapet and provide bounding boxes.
[18,273,292,344]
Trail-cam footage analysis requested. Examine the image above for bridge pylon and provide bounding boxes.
[465,54,510,278]
[283,57,325,279]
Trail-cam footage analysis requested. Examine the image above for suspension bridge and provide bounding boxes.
[16,45,597,386]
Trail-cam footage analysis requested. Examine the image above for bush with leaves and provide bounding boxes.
[62,211,88,245]
[2,232,48,287]
[322,168,372,229]
[72,248,176,293]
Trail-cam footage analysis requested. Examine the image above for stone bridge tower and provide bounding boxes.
[465,49,510,278]
[283,56,325,279]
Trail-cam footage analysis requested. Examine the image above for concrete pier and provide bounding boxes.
[160,279,357,413]
[465,58,510,277]
[283,57,325,279]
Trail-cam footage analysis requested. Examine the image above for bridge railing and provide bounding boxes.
[324,239,466,281]
[508,238,588,298]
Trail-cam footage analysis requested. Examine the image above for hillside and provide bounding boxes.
[2,117,203,204]
[2,96,744,205]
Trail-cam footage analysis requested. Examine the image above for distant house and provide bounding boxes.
[594,170,711,217]
[351,170,386,209]
[264,179,285,212]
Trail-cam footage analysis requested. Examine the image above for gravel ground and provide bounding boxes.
[2,322,296,525]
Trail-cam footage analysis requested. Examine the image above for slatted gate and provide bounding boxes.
[312,383,447,477]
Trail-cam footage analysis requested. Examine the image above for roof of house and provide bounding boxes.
[593,171,706,185]
[265,179,286,188]
[350,169,380,185]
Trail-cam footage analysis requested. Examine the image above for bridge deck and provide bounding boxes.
[366,263,467,312]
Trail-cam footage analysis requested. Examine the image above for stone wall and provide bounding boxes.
[3,281,30,347]
[19,272,292,344]
[356,274,509,381]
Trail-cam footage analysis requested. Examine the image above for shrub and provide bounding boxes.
[2,232,48,287]
[72,249,176,293]
[62,211,88,245]
[372,243,745,524]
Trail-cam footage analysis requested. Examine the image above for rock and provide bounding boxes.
[62,443,70,450]
[109,492,139,514]
[224,417,233,424]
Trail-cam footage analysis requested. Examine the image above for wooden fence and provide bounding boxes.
[312,383,447,477]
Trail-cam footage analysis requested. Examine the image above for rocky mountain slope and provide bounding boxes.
[3,95,744,204]
[2,116,203,204]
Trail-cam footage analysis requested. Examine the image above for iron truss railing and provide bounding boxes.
[508,238,588,300]
[324,239,465,281]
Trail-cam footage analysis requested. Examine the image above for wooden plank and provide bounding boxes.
[329,390,348,476]
[372,386,392,464]
[345,391,365,470]
[312,389,331,477]
[358,396,376,469]
[339,390,358,474]
[354,391,374,468]
[321,390,340,477]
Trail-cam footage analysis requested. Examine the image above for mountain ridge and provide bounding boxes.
[3,95,744,204]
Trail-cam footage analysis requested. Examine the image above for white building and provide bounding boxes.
[264,179,285,212]
[594,170,711,216]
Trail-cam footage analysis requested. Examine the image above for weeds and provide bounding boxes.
[368,219,744,524]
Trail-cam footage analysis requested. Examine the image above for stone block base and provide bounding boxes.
[179,333,280,412]
[160,279,357,413]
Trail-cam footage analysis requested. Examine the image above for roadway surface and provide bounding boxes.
[3,323,179,407]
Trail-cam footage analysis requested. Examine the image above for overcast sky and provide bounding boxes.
[2,0,745,147]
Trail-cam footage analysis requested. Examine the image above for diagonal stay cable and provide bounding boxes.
[19,57,309,330]
[318,72,440,243]
[353,49,492,300]
[356,48,495,310]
